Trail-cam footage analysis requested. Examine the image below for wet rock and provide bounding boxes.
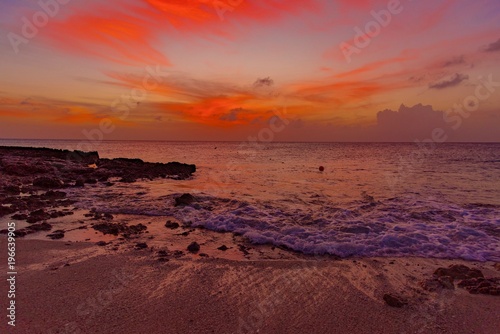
[4,185,21,195]
[0,205,16,217]
[165,221,180,229]
[383,294,407,308]
[96,241,108,246]
[238,244,250,256]
[74,178,85,187]
[128,223,147,234]
[458,277,500,295]
[26,222,52,232]
[47,230,65,240]
[187,242,200,253]
[217,245,229,251]
[11,213,28,221]
[175,193,195,207]
[434,265,484,280]
[27,209,51,224]
[33,177,63,189]
[92,223,122,236]
[41,190,66,200]
[119,176,136,183]
[85,178,98,185]
[157,250,169,257]
[135,242,148,249]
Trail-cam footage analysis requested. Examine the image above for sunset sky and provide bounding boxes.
[1,0,500,141]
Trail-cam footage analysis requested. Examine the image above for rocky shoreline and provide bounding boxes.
[0,146,195,238]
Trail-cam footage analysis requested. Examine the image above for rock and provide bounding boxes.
[175,193,195,207]
[27,209,51,223]
[187,242,200,253]
[421,276,455,291]
[119,176,136,183]
[165,221,180,229]
[135,242,148,249]
[157,250,169,257]
[26,222,52,232]
[494,263,500,271]
[217,245,229,251]
[128,224,147,234]
[4,185,21,195]
[85,178,98,184]
[92,223,122,236]
[74,178,85,187]
[383,294,407,308]
[434,265,484,280]
[458,277,500,295]
[96,241,108,246]
[41,190,66,200]
[11,213,28,220]
[33,177,63,189]
[47,230,65,239]
[0,205,15,217]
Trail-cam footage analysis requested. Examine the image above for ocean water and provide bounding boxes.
[2,139,499,261]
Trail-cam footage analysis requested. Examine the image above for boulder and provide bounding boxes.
[187,242,200,253]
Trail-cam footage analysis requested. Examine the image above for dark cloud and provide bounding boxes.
[483,38,500,52]
[219,108,247,122]
[429,73,468,89]
[253,77,274,88]
[442,55,466,67]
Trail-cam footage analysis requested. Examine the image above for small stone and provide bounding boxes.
[165,221,180,229]
[135,242,148,249]
[187,242,200,253]
[96,241,108,246]
[434,264,484,280]
[175,193,195,207]
[47,230,65,240]
[383,294,406,308]
[217,245,229,251]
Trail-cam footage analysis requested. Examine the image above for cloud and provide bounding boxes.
[442,55,466,67]
[483,38,500,52]
[429,73,468,89]
[253,77,274,88]
[219,108,245,122]
[376,103,446,141]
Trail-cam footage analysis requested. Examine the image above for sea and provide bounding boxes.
[1,139,499,261]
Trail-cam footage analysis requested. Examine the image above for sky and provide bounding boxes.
[1,0,500,142]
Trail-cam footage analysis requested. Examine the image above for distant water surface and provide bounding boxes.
[1,139,499,261]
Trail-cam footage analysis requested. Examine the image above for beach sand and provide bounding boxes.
[1,237,499,334]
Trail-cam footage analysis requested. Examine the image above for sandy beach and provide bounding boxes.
[1,236,499,334]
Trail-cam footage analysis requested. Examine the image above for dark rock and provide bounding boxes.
[175,193,195,207]
[434,265,484,280]
[4,185,21,195]
[96,241,108,246]
[119,176,136,183]
[26,222,52,232]
[103,213,114,220]
[0,205,16,217]
[135,242,148,249]
[217,245,229,251]
[74,179,85,187]
[157,250,169,257]
[238,244,250,255]
[33,177,63,189]
[84,178,97,184]
[128,224,147,234]
[199,253,208,257]
[27,209,51,224]
[47,230,65,240]
[41,190,66,200]
[92,223,122,236]
[458,277,500,295]
[187,242,200,253]
[165,221,180,229]
[383,294,407,307]
[11,213,28,221]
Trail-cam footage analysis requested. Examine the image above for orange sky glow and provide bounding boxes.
[1,0,500,141]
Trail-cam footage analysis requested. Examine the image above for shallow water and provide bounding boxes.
[2,139,499,261]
